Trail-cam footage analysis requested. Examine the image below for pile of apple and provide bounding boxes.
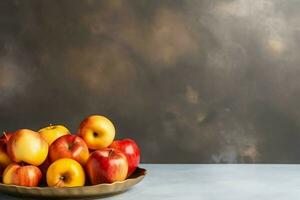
[0,115,140,187]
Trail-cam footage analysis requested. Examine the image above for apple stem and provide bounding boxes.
[108,149,114,157]
[3,131,7,141]
[68,142,74,150]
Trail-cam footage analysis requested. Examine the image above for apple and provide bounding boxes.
[78,115,115,150]
[0,143,12,176]
[49,135,89,165]
[38,125,70,146]
[7,129,48,166]
[3,163,42,187]
[46,158,85,187]
[39,157,50,183]
[85,148,128,184]
[109,139,140,177]
[0,132,14,175]
[39,157,50,176]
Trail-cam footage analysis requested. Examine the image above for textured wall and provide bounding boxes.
[1,0,300,163]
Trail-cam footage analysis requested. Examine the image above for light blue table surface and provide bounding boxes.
[1,164,300,200]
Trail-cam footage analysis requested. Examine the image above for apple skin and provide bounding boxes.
[7,129,48,166]
[0,132,14,175]
[109,139,140,177]
[38,157,51,184]
[85,148,128,184]
[49,135,89,165]
[78,115,115,150]
[0,143,12,176]
[46,158,85,187]
[38,125,70,146]
[3,163,42,187]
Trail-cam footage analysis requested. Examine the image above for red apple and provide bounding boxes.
[38,157,51,184]
[49,135,89,165]
[3,163,42,187]
[109,139,140,177]
[39,157,50,176]
[85,148,128,184]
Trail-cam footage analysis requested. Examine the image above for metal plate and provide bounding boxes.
[0,167,146,199]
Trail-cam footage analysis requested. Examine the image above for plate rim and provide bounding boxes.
[0,167,146,197]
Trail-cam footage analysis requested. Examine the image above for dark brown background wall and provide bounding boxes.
[1,0,300,163]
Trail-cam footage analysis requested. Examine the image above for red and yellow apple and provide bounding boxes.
[7,129,48,166]
[85,148,128,184]
[49,135,89,165]
[109,138,140,177]
[46,158,85,187]
[0,143,12,175]
[3,163,42,187]
[78,115,115,150]
[0,132,14,175]
[38,125,70,146]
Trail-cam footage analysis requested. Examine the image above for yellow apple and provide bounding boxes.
[78,115,115,150]
[7,129,48,166]
[46,158,85,187]
[38,125,70,145]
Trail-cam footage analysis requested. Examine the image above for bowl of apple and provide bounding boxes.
[0,115,146,198]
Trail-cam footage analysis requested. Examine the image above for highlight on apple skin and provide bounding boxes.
[109,138,140,177]
[85,148,128,184]
[78,115,116,150]
[46,158,85,187]
[49,135,89,165]
[7,129,48,166]
[3,163,42,187]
